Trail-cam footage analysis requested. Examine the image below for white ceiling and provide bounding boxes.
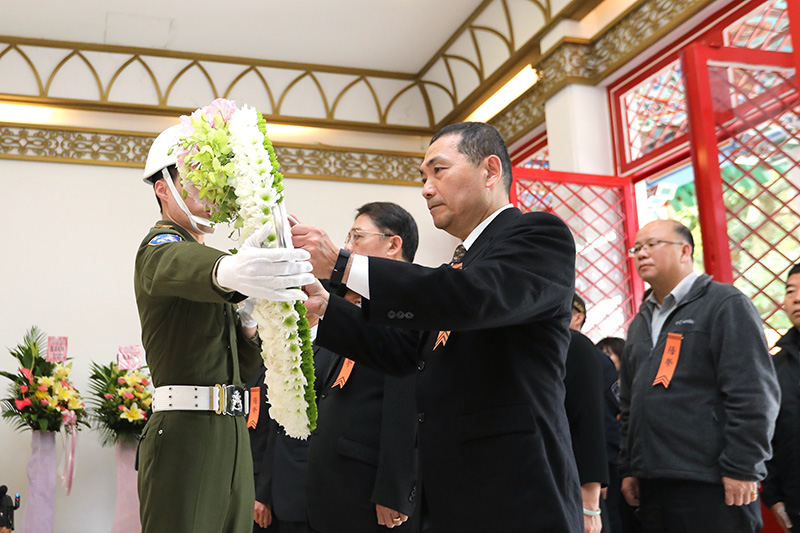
[6,0,486,73]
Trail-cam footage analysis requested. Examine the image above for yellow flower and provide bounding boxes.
[120,403,145,422]
[140,396,152,408]
[35,389,50,400]
[53,383,73,402]
[37,376,55,388]
[67,397,83,411]
[53,364,71,380]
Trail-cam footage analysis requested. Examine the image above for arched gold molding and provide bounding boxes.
[44,50,103,100]
[105,55,163,103]
[164,61,219,106]
[0,122,424,186]
[224,66,276,112]
[0,44,43,94]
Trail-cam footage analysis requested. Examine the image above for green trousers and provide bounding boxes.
[138,411,254,532]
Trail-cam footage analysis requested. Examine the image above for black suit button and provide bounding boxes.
[320,393,327,400]
[388,310,396,319]
[417,361,425,371]
[409,485,416,502]
[407,312,414,319]
[417,412,426,423]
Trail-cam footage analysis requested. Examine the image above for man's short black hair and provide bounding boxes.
[429,122,513,195]
[356,202,419,262]
[572,293,587,328]
[671,220,695,259]
[146,165,178,212]
[788,263,800,281]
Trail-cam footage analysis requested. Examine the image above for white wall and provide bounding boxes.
[0,158,456,533]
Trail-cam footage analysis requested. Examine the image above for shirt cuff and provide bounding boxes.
[347,254,370,299]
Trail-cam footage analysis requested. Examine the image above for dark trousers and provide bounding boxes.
[637,478,761,533]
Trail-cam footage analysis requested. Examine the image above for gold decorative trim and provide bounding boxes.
[0,123,424,186]
[492,0,717,144]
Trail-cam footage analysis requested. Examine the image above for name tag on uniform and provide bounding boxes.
[148,234,182,246]
[653,332,682,388]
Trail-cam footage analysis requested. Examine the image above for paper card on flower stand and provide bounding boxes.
[117,345,142,370]
[46,336,68,362]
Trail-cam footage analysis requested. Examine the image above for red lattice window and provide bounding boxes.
[513,176,635,341]
[725,0,793,52]
[706,62,800,339]
[622,60,689,163]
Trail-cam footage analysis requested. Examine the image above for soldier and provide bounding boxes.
[135,125,313,533]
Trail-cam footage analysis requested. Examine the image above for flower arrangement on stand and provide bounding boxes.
[174,98,316,439]
[87,362,152,533]
[87,362,152,445]
[0,327,88,433]
[0,326,88,533]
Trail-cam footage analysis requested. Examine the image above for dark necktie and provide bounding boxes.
[450,244,466,266]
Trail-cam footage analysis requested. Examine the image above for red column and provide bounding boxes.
[788,0,800,101]
[681,43,734,284]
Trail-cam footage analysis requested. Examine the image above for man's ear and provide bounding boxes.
[484,154,503,189]
[154,179,170,203]
[386,235,404,260]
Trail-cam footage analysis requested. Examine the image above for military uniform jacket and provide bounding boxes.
[134,220,263,533]
[317,209,582,533]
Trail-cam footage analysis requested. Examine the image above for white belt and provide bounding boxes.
[152,385,249,416]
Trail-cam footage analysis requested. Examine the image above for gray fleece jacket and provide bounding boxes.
[619,273,780,483]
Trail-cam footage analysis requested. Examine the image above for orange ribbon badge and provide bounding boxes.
[332,358,355,388]
[653,332,682,388]
[247,386,261,429]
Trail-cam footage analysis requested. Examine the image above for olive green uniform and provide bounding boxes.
[134,221,263,533]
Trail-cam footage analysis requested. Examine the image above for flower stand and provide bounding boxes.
[23,430,56,533]
[112,441,141,533]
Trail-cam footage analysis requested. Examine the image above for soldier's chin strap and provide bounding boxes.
[161,168,213,234]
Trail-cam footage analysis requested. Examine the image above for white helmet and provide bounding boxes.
[143,124,213,234]
[143,124,181,183]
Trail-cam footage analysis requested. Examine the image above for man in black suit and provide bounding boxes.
[246,345,334,533]
[307,202,420,532]
[293,122,582,532]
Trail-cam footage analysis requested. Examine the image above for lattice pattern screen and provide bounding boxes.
[725,0,792,52]
[514,179,634,341]
[622,60,688,162]
[707,63,800,339]
[518,146,550,170]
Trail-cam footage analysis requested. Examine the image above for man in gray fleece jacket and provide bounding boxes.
[619,219,780,532]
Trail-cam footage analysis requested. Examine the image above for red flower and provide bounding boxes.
[40,399,49,406]
[104,393,113,399]
[20,368,33,383]
[118,405,125,411]
[19,384,28,393]
[141,379,149,386]
[38,386,48,392]
[14,397,32,410]
[118,377,126,384]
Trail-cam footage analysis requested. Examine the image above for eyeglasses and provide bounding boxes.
[627,239,686,257]
[344,228,393,245]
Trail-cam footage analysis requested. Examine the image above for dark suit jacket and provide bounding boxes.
[307,345,419,533]
[317,208,582,532]
[565,329,609,486]
[247,347,334,525]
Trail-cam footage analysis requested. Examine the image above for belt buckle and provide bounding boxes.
[222,385,245,416]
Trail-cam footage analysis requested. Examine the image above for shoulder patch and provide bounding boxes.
[148,234,182,246]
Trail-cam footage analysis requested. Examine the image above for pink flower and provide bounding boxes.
[204,98,237,126]
[14,397,32,410]
[41,399,49,406]
[118,377,126,384]
[123,392,134,400]
[19,384,28,393]
[20,368,33,383]
[118,405,125,411]
[38,386,48,392]
[141,379,149,386]
[61,381,69,388]
[104,393,113,399]
[134,384,143,393]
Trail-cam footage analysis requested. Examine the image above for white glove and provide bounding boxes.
[216,248,314,301]
[238,297,258,328]
[243,220,274,249]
